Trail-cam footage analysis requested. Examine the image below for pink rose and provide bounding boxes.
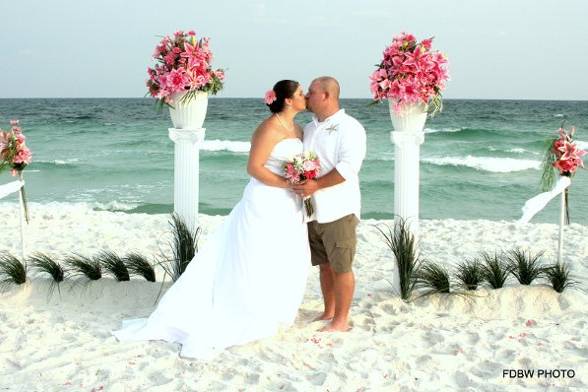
[264,90,277,105]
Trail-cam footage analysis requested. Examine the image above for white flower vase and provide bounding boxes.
[169,91,208,129]
[389,102,428,133]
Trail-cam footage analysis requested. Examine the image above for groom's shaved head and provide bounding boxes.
[314,76,340,100]
[306,76,341,120]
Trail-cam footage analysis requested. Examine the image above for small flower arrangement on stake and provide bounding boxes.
[370,32,449,116]
[147,30,225,108]
[0,120,32,222]
[540,125,586,223]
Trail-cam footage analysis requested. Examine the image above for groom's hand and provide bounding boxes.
[292,179,320,197]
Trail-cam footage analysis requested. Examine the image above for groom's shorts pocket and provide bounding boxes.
[329,239,356,273]
[309,214,358,273]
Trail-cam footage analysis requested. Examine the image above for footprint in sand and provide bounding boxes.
[496,349,516,361]
[147,372,173,387]
[470,360,502,378]
[466,332,480,344]
[307,372,327,386]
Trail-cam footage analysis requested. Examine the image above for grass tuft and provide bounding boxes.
[29,252,65,297]
[506,248,545,285]
[124,252,156,282]
[161,213,201,282]
[65,253,102,280]
[455,258,484,291]
[480,251,511,289]
[96,251,130,282]
[544,263,576,293]
[415,261,451,296]
[0,252,27,290]
[376,218,422,301]
[29,252,65,282]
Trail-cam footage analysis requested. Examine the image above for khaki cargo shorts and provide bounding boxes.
[307,214,359,274]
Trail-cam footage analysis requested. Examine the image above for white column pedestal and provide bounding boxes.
[390,131,425,236]
[168,128,206,232]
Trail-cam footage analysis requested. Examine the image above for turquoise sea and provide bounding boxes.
[1,98,587,224]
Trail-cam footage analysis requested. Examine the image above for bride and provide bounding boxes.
[113,80,310,359]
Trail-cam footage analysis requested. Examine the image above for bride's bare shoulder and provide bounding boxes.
[252,116,281,142]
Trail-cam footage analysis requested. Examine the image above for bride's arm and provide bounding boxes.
[247,124,289,188]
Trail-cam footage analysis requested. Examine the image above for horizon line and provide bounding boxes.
[1,97,587,102]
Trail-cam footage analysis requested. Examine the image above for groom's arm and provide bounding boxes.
[293,124,367,197]
[292,169,344,197]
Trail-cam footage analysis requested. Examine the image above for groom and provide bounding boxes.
[293,76,366,332]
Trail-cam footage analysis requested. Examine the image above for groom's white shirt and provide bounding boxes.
[303,109,366,224]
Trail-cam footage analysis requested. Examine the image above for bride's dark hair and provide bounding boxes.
[267,80,300,113]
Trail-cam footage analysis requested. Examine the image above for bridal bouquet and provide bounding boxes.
[147,30,225,107]
[284,152,321,217]
[370,32,449,115]
[0,120,32,222]
[540,125,586,223]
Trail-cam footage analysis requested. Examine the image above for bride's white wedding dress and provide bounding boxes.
[113,138,310,359]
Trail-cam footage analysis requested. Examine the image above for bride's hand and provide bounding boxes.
[292,180,319,198]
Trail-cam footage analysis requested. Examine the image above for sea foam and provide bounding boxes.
[201,140,250,153]
[423,155,541,173]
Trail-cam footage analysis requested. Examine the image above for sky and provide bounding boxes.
[1,0,587,100]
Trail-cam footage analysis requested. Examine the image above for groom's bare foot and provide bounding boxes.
[313,312,334,322]
[319,320,351,332]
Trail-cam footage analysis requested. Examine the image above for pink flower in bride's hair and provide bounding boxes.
[264,90,277,105]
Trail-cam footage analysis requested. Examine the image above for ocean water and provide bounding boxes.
[0,98,587,224]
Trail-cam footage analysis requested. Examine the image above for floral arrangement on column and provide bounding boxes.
[369,32,449,115]
[147,30,225,108]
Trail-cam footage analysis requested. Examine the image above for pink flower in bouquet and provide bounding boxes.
[284,152,320,184]
[370,32,449,115]
[302,159,318,173]
[284,162,300,183]
[283,152,320,217]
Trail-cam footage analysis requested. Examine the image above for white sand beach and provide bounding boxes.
[1,202,587,391]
